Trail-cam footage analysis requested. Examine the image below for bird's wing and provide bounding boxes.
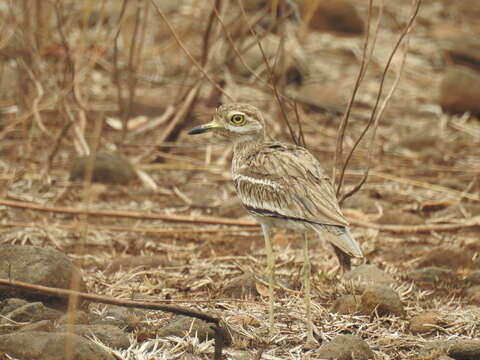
[233,142,349,227]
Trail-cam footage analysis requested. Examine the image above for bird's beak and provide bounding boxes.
[187,118,223,135]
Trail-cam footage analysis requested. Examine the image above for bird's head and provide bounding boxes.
[188,103,265,142]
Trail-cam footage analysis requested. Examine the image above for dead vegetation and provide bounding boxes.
[1,0,480,359]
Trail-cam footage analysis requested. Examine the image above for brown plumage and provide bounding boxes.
[188,103,363,343]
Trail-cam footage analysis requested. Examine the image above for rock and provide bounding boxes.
[0,298,29,315]
[104,255,170,275]
[423,339,480,360]
[439,66,480,116]
[443,37,480,71]
[19,320,54,333]
[157,316,232,346]
[57,311,90,326]
[465,270,480,285]
[314,334,374,360]
[0,331,114,360]
[0,245,86,309]
[360,285,405,317]
[302,0,364,35]
[2,302,63,324]
[416,248,474,270]
[228,314,261,328]
[344,264,395,286]
[332,295,360,315]
[465,285,480,303]
[409,312,440,334]
[56,324,130,349]
[223,273,259,299]
[407,267,456,283]
[70,152,135,185]
[90,306,141,331]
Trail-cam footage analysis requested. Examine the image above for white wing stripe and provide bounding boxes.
[233,174,280,188]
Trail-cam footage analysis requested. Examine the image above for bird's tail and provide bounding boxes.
[313,225,363,258]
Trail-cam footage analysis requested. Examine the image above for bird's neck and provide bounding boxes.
[232,133,264,157]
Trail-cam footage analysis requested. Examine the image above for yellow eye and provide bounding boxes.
[230,114,246,126]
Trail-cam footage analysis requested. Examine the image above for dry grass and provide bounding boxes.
[1,0,480,359]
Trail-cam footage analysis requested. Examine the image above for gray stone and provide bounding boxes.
[223,273,259,299]
[2,302,63,324]
[0,298,29,315]
[332,295,360,315]
[70,152,135,185]
[0,245,87,309]
[19,320,54,333]
[57,311,90,326]
[416,247,475,270]
[407,267,456,283]
[158,316,231,346]
[409,312,440,334]
[0,331,114,360]
[56,324,130,349]
[90,306,140,331]
[439,66,480,116]
[314,334,374,360]
[345,264,395,286]
[360,284,405,317]
[423,339,480,360]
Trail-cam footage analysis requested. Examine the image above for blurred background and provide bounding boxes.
[0,0,479,359]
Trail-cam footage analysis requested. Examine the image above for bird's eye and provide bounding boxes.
[230,114,246,126]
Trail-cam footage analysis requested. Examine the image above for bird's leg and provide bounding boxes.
[261,224,275,335]
[302,232,316,345]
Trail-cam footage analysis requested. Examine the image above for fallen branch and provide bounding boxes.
[1,198,478,234]
[0,198,257,226]
[349,216,480,233]
[0,222,260,235]
[0,279,228,360]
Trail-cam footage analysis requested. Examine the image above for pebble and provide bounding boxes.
[344,264,395,286]
[56,324,130,349]
[314,335,374,360]
[407,267,456,284]
[0,331,114,360]
[0,245,86,309]
[332,294,360,315]
[302,0,364,35]
[439,66,480,115]
[416,247,474,270]
[360,285,405,317]
[409,312,440,334]
[157,315,231,346]
[70,152,135,185]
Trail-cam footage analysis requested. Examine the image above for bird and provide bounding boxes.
[188,103,363,344]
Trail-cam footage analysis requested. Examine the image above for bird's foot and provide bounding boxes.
[303,337,318,350]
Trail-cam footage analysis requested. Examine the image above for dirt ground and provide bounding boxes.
[1,0,479,359]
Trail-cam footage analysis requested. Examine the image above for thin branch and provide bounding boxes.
[150,0,233,101]
[122,1,143,141]
[112,0,129,132]
[201,0,221,67]
[0,278,227,340]
[0,198,257,226]
[338,0,421,205]
[0,222,261,234]
[237,0,297,143]
[334,0,376,193]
